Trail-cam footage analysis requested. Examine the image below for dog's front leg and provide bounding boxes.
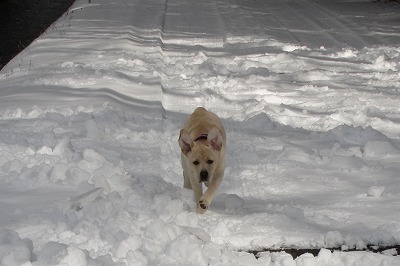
[183,170,192,189]
[190,178,205,214]
[198,174,223,212]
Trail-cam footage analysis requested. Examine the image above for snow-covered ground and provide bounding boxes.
[1,0,400,265]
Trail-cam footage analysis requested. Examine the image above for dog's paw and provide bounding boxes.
[199,200,208,210]
[197,198,209,214]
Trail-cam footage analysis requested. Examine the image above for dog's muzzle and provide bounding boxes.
[200,170,208,182]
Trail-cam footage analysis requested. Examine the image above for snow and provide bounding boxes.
[0,0,400,265]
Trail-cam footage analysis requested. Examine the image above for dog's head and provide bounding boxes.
[179,127,223,184]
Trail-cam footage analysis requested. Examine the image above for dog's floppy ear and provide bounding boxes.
[179,129,193,155]
[208,127,223,151]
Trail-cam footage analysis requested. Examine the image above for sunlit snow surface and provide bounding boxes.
[0,0,400,265]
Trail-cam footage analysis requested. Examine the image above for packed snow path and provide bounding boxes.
[0,0,400,265]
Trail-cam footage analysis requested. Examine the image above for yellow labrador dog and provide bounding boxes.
[179,107,226,214]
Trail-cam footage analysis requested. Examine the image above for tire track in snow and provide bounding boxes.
[218,0,397,50]
[158,0,228,185]
[294,0,372,49]
[160,0,226,48]
[268,0,369,49]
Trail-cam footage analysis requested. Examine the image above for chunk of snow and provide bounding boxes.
[317,248,333,262]
[381,248,398,256]
[325,231,344,247]
[367,186,385,198]
[114,235,142,259]
[165,235,205,264]
[59,246,87,266]
[79,149,106,171]
[363,141,400,158]
[0,229,33,266]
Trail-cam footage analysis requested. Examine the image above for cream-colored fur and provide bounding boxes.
[178,107,226,214]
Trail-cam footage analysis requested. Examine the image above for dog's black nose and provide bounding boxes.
[200,170,208,182]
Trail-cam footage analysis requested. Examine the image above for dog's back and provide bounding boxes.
[184,107,226,149]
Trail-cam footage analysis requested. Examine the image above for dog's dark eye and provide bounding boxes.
[207,160,214,164]
[193,161,200,166]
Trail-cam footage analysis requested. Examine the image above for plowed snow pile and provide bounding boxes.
[0,0,399,265]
